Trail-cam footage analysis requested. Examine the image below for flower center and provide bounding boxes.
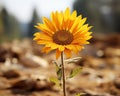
[53,30,73,45]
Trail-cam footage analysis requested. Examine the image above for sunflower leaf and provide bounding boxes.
[52,61,59,71]
[69,67,82,78]
[53,61,62,80]
[49,77,61,88]
[57,67,62,80]
[75,93,81,96]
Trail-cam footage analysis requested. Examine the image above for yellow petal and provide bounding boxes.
[50,12,60,30]
[67,20,74,31]
[34,32,52,41]
[72,38,86,45]
[82,26,93,33]
[35,24,53,36]
[65,45,73,50]
[56,49,61,59]
[42,47,51,53]
[64,48,71,58]
[86,36,92,40]
[79,24,89,32]
[72,18,87,34]
[72,46,79,54]
[73,45,82,54]
[46,43,58,50]
[78,18,87,28]
[37,40,50,45]
[58,45,65,51]
[70,16,82,33]
[43,17,56,32]
[73,32,82,39]
[70,10,77,20]
[64,7,70,21]
[62,8,71,30]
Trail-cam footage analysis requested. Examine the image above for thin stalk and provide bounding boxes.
[61,52,66,96]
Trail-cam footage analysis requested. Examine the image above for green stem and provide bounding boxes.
[61,52,66,96]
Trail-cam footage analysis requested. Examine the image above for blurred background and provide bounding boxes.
[0,0,120,42]
[0,1,120,96]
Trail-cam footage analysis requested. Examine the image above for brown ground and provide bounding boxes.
[0,34,120,96]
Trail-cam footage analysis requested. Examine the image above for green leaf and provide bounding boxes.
[53,61,62,80]
[69,67,82,78]
[75,93,81,96]
[49,77,61,88]
[53,61,59,72]
[57,67,62,80]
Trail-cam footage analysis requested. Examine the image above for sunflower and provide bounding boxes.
[33,8,92,59]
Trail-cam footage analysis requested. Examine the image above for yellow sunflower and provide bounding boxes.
[33,8,92,59]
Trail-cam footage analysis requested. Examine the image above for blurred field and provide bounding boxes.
[0,34,120,96]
